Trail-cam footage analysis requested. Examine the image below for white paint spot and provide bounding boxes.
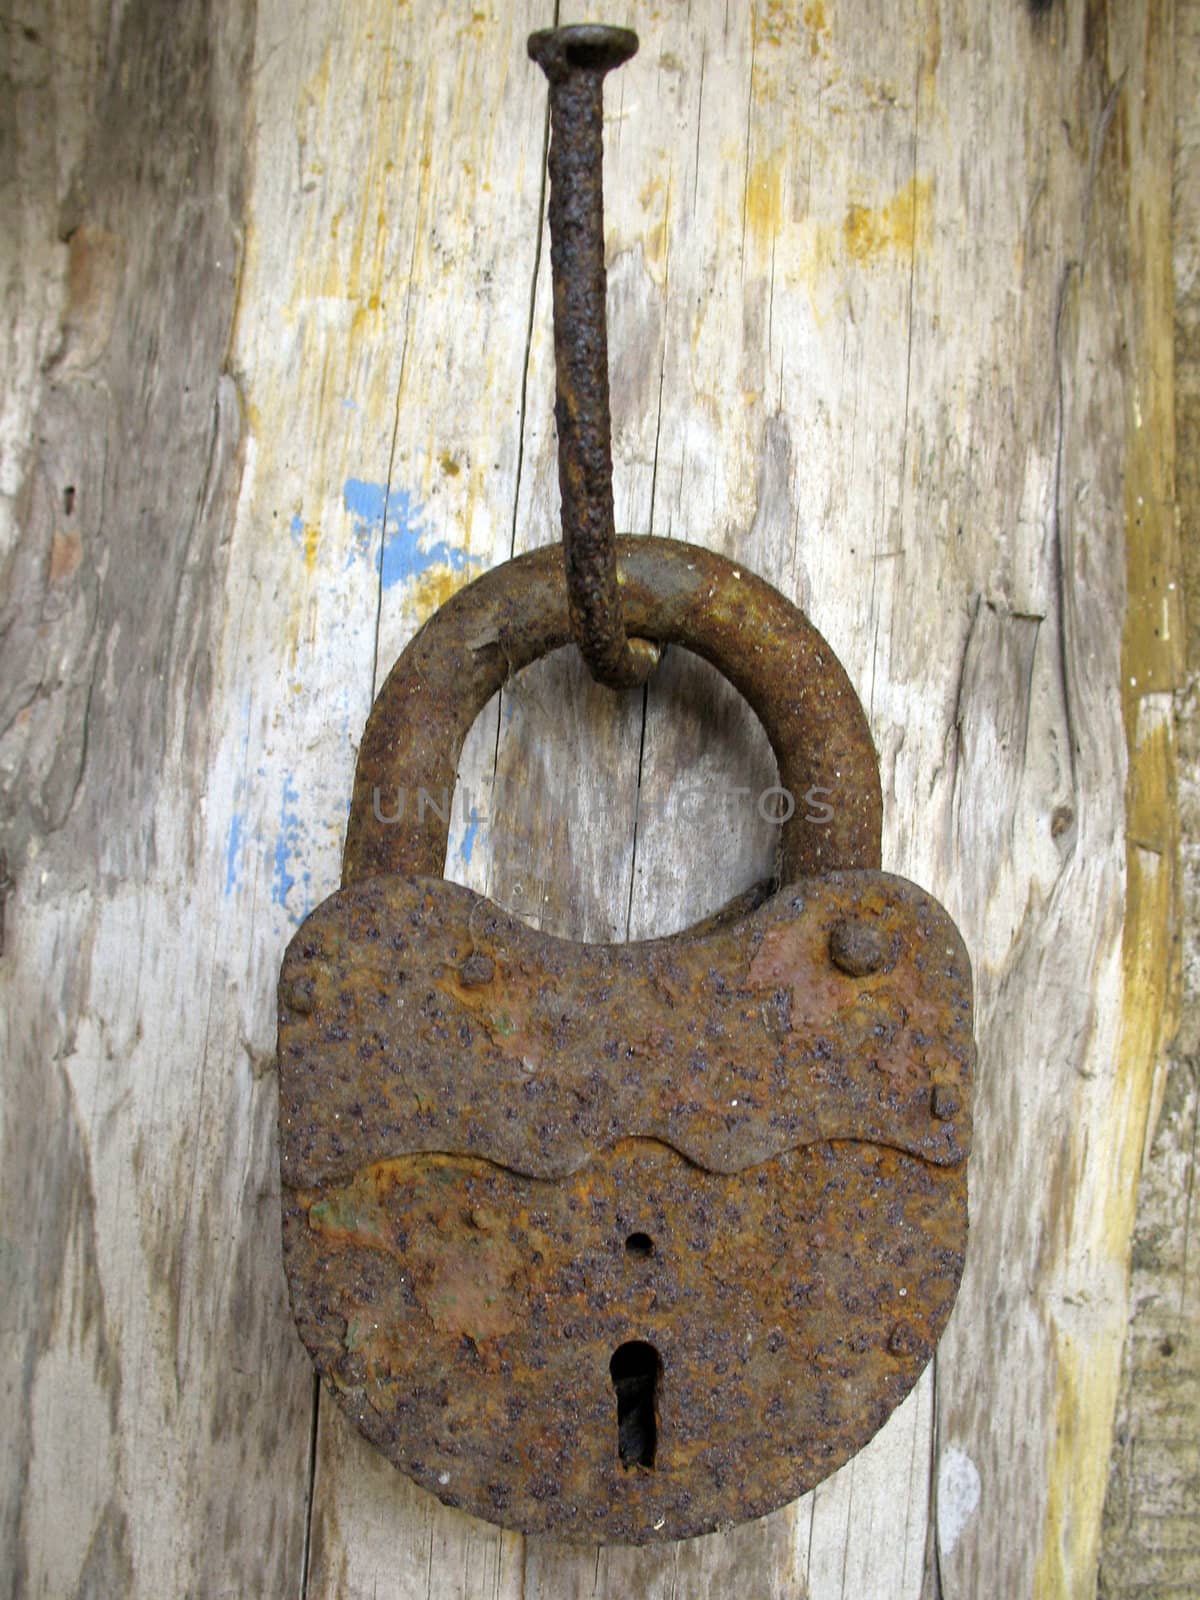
[937,1445,982,1556]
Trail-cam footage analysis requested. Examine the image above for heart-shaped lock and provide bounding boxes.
[278,539,973,1544]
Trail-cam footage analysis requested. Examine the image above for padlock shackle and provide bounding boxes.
[343,538,882,895]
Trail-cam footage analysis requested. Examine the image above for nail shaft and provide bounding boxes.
[528,26,660,689]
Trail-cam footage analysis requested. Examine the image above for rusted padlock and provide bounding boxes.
[277,26,973,1545]
[277,542,974,1542]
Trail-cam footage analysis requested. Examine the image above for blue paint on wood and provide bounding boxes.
[225,812,244,897]
[272,773,311,922]
[342,476,480,589]
[458,805,481,866]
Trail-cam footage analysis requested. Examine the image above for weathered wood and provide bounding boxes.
[0,1,1182,1596]
[1099,1,1200,1592]
[1,1,316,1595]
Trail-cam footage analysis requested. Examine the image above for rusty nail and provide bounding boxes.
[931,1083,961,1121]
[528,25,661,690]
[458,951,496,988]
[828,919,886,977]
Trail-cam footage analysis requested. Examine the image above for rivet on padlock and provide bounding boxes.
[278,24,975,1547]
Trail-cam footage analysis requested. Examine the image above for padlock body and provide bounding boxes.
[278,871,972,1542]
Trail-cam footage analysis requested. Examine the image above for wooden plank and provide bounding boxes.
[1099,0,1200,1590]
[932,2,1182,1593]
[0,1,1180,1597]
[0,1,318,1594]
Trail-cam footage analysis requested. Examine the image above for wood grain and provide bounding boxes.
[2,1,315,1595]
[1099,0,1200,1592]
[0,0,1182,1595]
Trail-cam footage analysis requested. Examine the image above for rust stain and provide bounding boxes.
[48,530,83,584]
[843,177,933,264]
[52,223,124,372]
[416,1234,522,1340]
[307,1160,524,1342]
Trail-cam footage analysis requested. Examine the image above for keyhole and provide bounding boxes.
[609,1340,659,1470]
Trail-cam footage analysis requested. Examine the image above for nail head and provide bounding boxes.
[282,976,315,1014]
[458,951,496,988]
[828,919,886,977]
[528,25,639,80]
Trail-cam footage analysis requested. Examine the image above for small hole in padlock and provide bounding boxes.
[624,1231,654,1258]
[610,1340,659,1470]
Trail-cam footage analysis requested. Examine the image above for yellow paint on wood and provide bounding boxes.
[1118,64,1181,707]
[410,565,476,625]
[1035,11,1180,1596]
[301,522,321,575]
[1035,1324,1128,1600]
[1105,699,1179,1260]
[746,152,785,252]
[1035,717,1176,1600]
[741,161,933,298]
[750,0,832,58]
[754,0,799,50]
[1113,0,1182,1231]
[803,0,829,56]
[636,173,672,277]
[843,177,932,265]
